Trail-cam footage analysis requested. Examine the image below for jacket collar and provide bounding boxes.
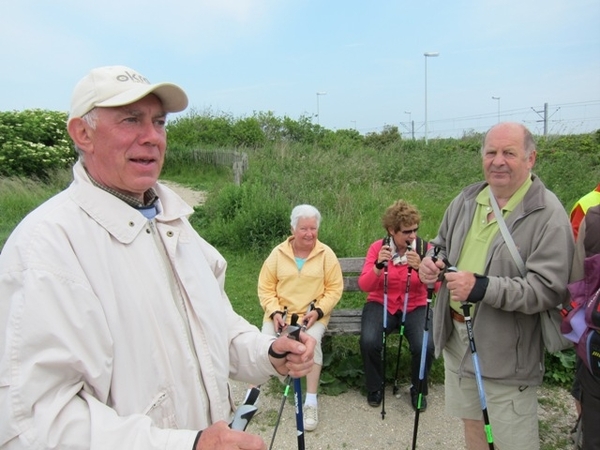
[464,174,546,220]
[69,161,194,244]
[280,236,325,260]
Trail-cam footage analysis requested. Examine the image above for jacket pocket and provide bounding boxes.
[143,390,177,428]
[514,315,525,372]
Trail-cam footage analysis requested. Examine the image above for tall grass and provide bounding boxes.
[194,134,600,258]
[0,169,72,248]
[162,149,233,191]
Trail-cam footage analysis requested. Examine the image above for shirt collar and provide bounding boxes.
[84,167,158,208]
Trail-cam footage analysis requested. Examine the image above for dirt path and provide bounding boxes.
[159,180,206,206]
[229,379,576,450]
[230,380,464,449]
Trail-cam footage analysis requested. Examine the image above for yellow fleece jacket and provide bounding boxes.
[258,236,343,326]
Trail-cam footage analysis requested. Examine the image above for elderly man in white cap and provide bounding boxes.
[0,66,315,450]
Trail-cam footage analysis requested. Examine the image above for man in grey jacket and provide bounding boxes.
[419,122,573,450]
[0,66,315,450]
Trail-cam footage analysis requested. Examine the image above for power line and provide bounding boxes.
[356,100,600,137]
[415,100,600,138]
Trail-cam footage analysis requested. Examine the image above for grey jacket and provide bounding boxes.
[431,175,574,386]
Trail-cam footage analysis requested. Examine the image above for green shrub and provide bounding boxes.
[364,125,402,149]
[191,182,291,250]
[0,110,75,178]
[166,108,235,148]
[544,349,578,385]
[231,116,266,148]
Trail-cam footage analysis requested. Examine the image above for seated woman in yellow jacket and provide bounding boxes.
[258,204,343,431]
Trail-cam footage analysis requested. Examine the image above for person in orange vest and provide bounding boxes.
[570,183,600,240]
[568,182,600,447]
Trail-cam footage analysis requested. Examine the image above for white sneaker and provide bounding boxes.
[304,404,318,431]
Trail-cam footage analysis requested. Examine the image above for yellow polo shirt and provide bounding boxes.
[450,177,532,314]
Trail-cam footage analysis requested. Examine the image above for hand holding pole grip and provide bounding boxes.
[302,301,315,330]
[288,313,302,341]
[382,235,392,268]
[276,306,288,336]
[229,403,258,431]
[375,236,392,269]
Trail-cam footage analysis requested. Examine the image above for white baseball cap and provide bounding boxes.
[68,65,188,122]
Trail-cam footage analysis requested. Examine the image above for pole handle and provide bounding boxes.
[229,404,258,431]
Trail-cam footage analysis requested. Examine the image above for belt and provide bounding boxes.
[450,308,465,323]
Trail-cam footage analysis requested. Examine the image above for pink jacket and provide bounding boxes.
[358,239,429,315]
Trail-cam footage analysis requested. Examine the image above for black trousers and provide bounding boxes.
[359,301,434,394]
[579,362,600,450]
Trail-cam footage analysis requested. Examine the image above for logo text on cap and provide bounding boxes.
[116,71,150,85]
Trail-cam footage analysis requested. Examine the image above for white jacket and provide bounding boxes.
[0,161,276,449]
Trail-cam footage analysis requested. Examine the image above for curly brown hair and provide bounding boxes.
[381,199,421,233]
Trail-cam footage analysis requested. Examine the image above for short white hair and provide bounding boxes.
[290,204,321,230]
[74,108,99,160]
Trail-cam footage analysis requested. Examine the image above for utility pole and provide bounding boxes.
[491,96,500,123]
[403,111,414,140]
[316,92,327,125]
[531,102,559,136]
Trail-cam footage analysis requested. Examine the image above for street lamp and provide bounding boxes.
[492,96,500,123]
[316,92,327,125]
[424,51,439,145]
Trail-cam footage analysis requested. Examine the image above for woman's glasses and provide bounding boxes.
[400,227,418,235]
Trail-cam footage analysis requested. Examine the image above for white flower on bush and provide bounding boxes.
[0,109,75,177]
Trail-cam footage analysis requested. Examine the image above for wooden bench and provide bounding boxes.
[325,257,366,336]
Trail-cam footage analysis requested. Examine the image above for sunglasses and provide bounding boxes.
[400,227,419,235]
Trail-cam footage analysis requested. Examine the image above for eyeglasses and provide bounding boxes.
[400,227,419,235]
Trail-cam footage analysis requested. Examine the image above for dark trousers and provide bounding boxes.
[359,301,434,395]
[579,363,600,450]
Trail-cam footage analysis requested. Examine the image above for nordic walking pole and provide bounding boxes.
[268,375,292,450]
[411,247,440,450]
[293,364,305,450]
[393,241,413,397]
[289,313,305,450]
[381,235,391,419]
[443,263,495,449]
[411,280,434,449]
[460,300,495,450]
[268,304,313,450]
[269,315,304,450]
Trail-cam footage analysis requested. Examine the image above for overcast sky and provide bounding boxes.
[2,0,599,137]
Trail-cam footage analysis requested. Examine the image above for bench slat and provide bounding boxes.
[338,257,365,273]
[326,258,366,336]
[342,277,361,292]
[327,308,362,335]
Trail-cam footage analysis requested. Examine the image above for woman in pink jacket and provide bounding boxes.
[358,200,434,411]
